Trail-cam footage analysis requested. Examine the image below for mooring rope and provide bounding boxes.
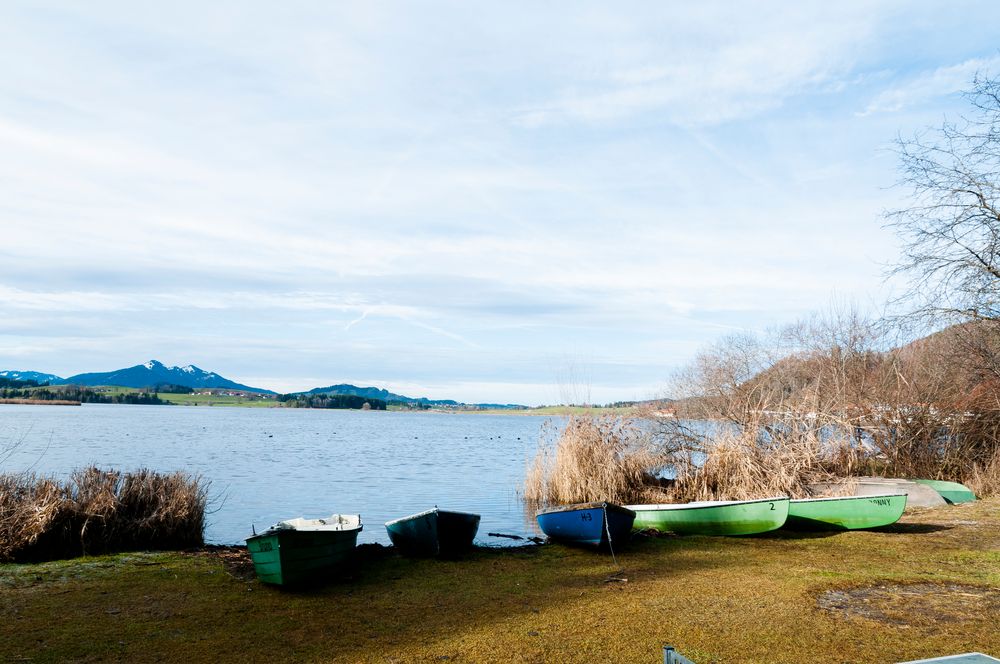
[603,504,621,570]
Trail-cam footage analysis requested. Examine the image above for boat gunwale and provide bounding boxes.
[625,496,789,512]
[791,493,907,504]
[535,502,635,517]
[436,509,482,520]
[385,508,438,527]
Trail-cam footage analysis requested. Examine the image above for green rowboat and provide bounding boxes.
[625,497,789,536]
[785,493,907,531]
[246,514,362,586]
[912,479,977,504]
[385,508,480,556]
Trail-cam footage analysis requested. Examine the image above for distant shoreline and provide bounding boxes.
[0,398,639,416]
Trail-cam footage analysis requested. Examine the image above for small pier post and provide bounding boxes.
[663,645,697,664]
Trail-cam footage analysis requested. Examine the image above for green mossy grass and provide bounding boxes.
[2,499,997,663]
[154,393,277,407]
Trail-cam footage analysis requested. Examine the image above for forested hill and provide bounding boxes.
[300,384,526,409]
[302,383,459,406]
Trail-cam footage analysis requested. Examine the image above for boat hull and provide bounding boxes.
[535,502,635,547]
[912,479,976,504]
[627,497,789,536]
[385,508,480,556]
[785,494,907,531]
[246,524,361,586]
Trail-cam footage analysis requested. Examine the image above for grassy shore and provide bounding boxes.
[471,405,639,416]
[156,393,278,407]
[1,499,997,663]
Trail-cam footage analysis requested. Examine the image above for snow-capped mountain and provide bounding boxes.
[53,360,273,393]
[0,370,64,384]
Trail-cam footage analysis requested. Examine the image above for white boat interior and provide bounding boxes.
[271,514,363,532]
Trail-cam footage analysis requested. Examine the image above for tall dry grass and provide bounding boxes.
[0,467,207,562]
[966,447,1000,498]
[664,416,862,502]
[524,415,667,506]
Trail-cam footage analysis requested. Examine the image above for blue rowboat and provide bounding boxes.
[535,502,635,547]
[385,508,481,556]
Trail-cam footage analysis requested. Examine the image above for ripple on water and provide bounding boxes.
[0,405,551,544]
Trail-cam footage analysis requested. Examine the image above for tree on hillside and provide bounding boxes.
[887,73,1000,326]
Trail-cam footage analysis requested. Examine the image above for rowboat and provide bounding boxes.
[245,514,362,586]
[912,479,976,504]
[785,493,907,531]
[625,497,789,536]
[535,502,635,547]
[808,478,946,508]
[385,508,481,556]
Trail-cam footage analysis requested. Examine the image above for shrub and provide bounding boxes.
[524,415,667,506]
[0,467,207,562]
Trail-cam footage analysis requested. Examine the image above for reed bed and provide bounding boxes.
[523,409,997,508]
[0,467,207,562]
[854,407,1000,497]
[665,420,858,503]
[661,410,1000,502]
[524,415,667,506]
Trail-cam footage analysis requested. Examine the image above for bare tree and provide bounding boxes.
[886,73,1000,326]
[656,305,1000,498]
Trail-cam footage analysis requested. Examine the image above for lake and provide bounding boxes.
[0,404,554,546]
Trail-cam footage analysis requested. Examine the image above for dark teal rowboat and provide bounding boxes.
[246,514,362,586]
[385,508,481,556]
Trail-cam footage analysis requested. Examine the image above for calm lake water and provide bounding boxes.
[0,404,553,546]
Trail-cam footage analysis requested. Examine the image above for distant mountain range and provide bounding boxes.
[1,360,272,394]
[0,360,526,407]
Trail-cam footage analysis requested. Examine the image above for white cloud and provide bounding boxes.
[862,55,1000,115]
[2,2,999,402]
[511,4,879,128]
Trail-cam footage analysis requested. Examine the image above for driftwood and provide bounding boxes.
[488,532,545,544]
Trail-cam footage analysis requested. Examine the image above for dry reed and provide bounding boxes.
[666,420,858,502]
[0,467,207,562]
[524,415,667,506]
[964,447,1000,498]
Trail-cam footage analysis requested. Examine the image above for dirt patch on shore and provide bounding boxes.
[185,545,256,581]
[183,542,399,582]
[818,582,1000,626]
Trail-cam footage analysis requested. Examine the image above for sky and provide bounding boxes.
[2,2,1000,405]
